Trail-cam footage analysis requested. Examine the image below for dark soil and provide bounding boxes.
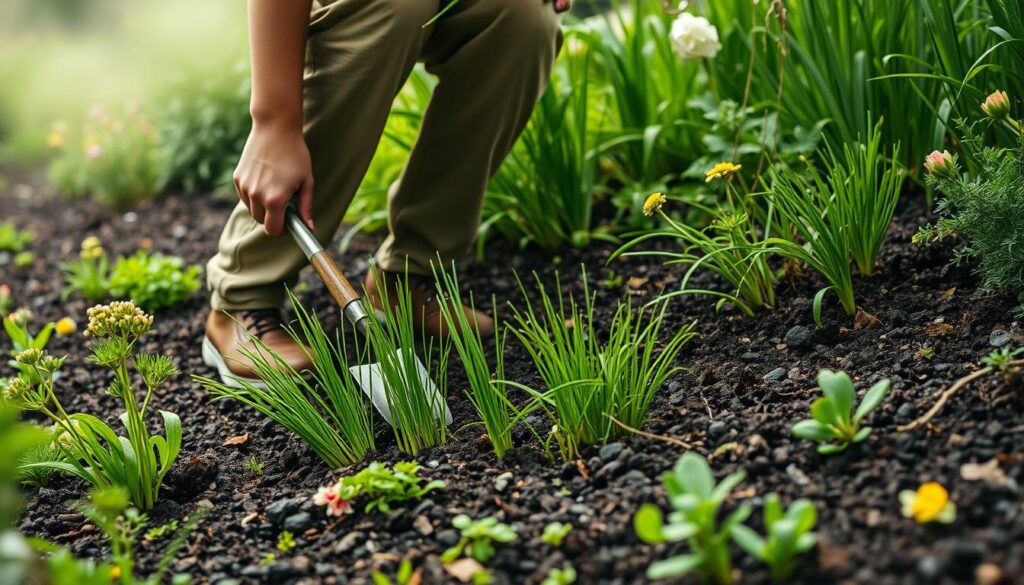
[2,177,1023,585]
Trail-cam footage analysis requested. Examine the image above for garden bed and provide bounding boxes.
[3,181,1023,585]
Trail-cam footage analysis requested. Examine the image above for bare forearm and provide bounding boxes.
[247,0,312,128]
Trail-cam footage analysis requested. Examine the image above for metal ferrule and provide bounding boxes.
[285,210,322,259]
[343,300,371,329]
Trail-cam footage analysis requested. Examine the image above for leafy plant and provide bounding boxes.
[196,291,375,468]
[433,261,515,460]
[541,521,573,547]
[0,221,34,252]
[144,520,179,543]
[541,564,577,585]
[108,250,201,311]
[440,515,518,565]
[244,456,264,476]
[634,452,750,584]
[47,104,164,210]
[731,494,817,582]
[315,461,445,516]
[276,531,296,555]
[509,270,697,461]
[15,425,63,487]
[61,236,111,302]
[359,268,450,455]
[916,117,1024,313]
[791,369,890,455]
[371,558,419,585]
[3,310,55,384]
[6,302,181,510]
[156,61,251,194]
[766,124,901,323]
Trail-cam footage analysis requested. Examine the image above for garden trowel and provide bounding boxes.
[285,207,452,427]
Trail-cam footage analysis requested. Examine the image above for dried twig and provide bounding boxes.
[898,359,1024,432]
[607,415,694,449]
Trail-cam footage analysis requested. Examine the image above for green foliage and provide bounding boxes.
[7,302,181,511]
[766,124,902,324]
[332,461,445,515]
[791,370,890,455]
[0,221,34,252]
[276,531,297,555]
[0,284,11,315]
[156,61,251,194]
[15,425,63,487]
[634,452,750,584]
[47,105,164,210]
[980,346,1023,376]
[195,291,375,468]
[108,250,201,311]
[244,456,263,476]
[61,237,111,302]
[440,515,518,565]
[917,122,1024,313]
[3,311,55,384]
[484,34,612,251]
[509,270,697,461]
[541,565,577,585]
[371,559,418,585]
[0,402,50,530]
[360,268,450,455]
[541,521,573,547]
[731,494,817,583]
[433,261,515,460]
[144,520,178,543]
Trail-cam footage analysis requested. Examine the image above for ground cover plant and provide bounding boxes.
[791,370,891,455]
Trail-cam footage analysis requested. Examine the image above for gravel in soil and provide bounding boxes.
[2,181,1023,585]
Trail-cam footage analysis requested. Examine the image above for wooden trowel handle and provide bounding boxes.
[285,207,369,327]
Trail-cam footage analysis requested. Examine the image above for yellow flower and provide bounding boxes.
[47,131,64,149]
[899,482,956,524]
[643,193,667,216]
[82,236,102,251]
[55,317,77,337]
[705,162,743,182]
[110,565,122,580]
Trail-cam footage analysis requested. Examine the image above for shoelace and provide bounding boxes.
[239,309,282,338]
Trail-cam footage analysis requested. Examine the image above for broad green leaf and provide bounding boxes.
[810,397,840,426]
[676,452,714,498]
[661,521,698,542]
[634,503,665,544]
[853,379,890,424]
[851,426,872,443]
[792,419,834,441]
[787,499,817,533]
[647,554,702,580]
[731,523,766,558]
[817,443,847,455]
[818,370,854,421]
[763,493,783,527]
[711,470,746,503]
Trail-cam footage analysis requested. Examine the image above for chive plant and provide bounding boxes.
[433,261,514,461]
[195,292,375,468]
[508,271,697,461]
[361,267,450,455]
[766,124,902,324]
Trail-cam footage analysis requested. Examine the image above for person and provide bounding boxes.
[202,0,569,386]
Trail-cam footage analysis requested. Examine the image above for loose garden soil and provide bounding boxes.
[3,176,1023,585]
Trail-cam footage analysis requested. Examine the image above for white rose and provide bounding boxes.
[670,12,721,60]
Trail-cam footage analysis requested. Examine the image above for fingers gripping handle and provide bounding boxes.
[285,208,370,328]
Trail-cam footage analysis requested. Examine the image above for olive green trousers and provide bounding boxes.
[207,0,562,310]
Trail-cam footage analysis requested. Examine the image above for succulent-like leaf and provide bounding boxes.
[818,370,854,422]
[791,419,834,441]
[853,378,890,424]
[809,397,840,426]
[634,503,666,544]
[676,452,714,499]
[646,554,703,580]
[731,523,767,558]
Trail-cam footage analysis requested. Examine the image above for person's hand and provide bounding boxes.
[232,121,315,237]
[551,0,572,13]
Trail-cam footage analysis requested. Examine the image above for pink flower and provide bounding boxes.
[86,143,104,160]
[313,483,352,517]
[923,150,957,178]
[981,90,1010,120]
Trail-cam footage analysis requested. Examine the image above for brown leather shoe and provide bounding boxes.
[363,271,494,337]
[202,309,313,388]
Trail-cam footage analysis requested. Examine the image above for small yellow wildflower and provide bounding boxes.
[55,317,77,337]
[110,565,122,580]
[899,482,956,524]
[82,236,102,250]
[705,162,743,182]
[80,236,104,260]
[643,193,667,216]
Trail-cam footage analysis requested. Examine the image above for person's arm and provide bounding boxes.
[233,0,315,237]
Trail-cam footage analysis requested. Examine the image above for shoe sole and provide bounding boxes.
[201,337,269,390]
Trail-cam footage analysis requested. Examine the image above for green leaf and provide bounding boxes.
[792,419,834,441]
[809,398,840,426]
[731,523,766,559]
[851,426,872,443]
[763,493,783,527]
[787,499,817,534]
[676,452,714,498]
[853,379,890,424]
[647,554,702,580]
[817,443,848,455]
[818,370,854,420]
[660,521,698,542]
[634,503,666,544]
